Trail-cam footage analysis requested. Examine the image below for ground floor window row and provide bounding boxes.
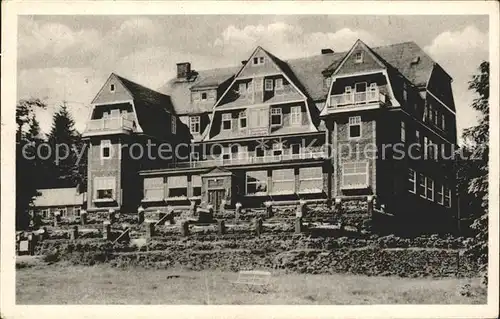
[408,168,452,207]
[29,207,81,218]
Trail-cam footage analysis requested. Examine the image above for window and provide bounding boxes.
[171,115,177,134]
[418,173,426,198]
[94,177,115,200]
[239,110,247,129]
[208,90,216,100]
[271,108,282,126]
[354,51,363,63]
[110,84,115,92]
[403,82,407,101]
[239,83,247,95]
[246,171,268,195]
[342,162,368,189]
[222,113,232,130]
[253,56,265,65]
[201,92,207,100]
[144,177,164,200]
[167,175,188,198]
[272,169,295,194]
[41,209,49,218]
[408,168,416,193]
[191,175,202,197]
[291,144,301,156]
[265,79,274,91]
[426,177,434,201]
[429,105,434,123]
[59,208,67,217]
[441,114,446,130]
[348,116,361,139]
[444,186,452,207]
[255,147,265,158]
[290,106,301,126]
[401,121,406,142]
[101,140,112,159]
[433,109,439,126]
[299,167,323,193]
[272,142,283,157]
[275,78,284,91]
[189,116,200,134]
[437,184,444,205]
[345,86,352,94]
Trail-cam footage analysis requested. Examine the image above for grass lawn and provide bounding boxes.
[16,263,486,305]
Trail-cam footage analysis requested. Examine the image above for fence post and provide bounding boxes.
[181,221,190,236]
[190,200,198,217]
[265,201,273,219]
[137,206,145,224]
[80,210,87,225]
[367,196,374,215]
[70,225,79,240]
[217,220,226,235]
[334,198,342,213]
[235,202,242,223]
[146,222,155,238]
[109,209,116,224]
[298,200,307,218]
[295,217,303,234]
[167,207,175,225]
[103,221,112,240]
[254,217,263,236]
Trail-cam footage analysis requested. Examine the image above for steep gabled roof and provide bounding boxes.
[111,73,174,139]
[157,41,441,116]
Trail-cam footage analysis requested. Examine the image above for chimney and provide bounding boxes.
[241,60,248,65]
[176,62,191,79]
[411,56,421,65]
[321,48,334,55]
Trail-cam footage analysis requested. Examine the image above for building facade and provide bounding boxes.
[82,40,458,229]
[30,187,85,219]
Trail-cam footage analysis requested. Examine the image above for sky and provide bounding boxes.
[17,15,489,138]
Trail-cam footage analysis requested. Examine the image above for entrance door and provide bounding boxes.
[208,189,225,212]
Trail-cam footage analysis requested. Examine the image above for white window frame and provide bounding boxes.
[272,142,283,158]
[341,161,369,189]
[419,173,426,198]
[437,184,444,205]
[441,114,446,130]
[270,108,282,126]
[253,56,265,65]
[222,113,232,131]
[94,176,116,200]
[201,92,208,101]
[144,177,164,200]
[238,83,247,95]
[239,110,247,129]
[171,115,177,134]
[445,187,452,207]
[345,86,352,94]
[110,84,115,92]
[348,116,362,139]
[264,79,274,91]
[245,171,268,195]
[426,177,434,201]
[290,106,301,126]
[299,167,323,193]
[354,52,363,63]
[408,168,416,194]
[271,169,295,195]
[275,78,284,91]
[189,116,201,134]
[101,139,112,160]
[401,121,406,142]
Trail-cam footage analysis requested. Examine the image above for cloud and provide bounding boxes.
[212,23,383,60]
[424,25,489,136]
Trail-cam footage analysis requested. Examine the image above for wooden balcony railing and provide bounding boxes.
[84,117,135,133]
[167,150,328,169]
[329,90,386,108]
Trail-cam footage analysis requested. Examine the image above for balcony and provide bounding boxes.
[83,117,135,136]
[167,150,328,169]
[328,90,387,112]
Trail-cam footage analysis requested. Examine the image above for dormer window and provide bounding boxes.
[222,113,232,130]
[355,52,363,63]
[110,84,115,92]
[239,83,247,95]
[201,92,207,101]
[275,78,284,91]
[264,79,274,91]
[189,116,200,134]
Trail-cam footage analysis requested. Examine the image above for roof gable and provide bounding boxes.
[332,39,387,76]
[91,73,133,104]
[237,46,283,79]
[33,188,84,207]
